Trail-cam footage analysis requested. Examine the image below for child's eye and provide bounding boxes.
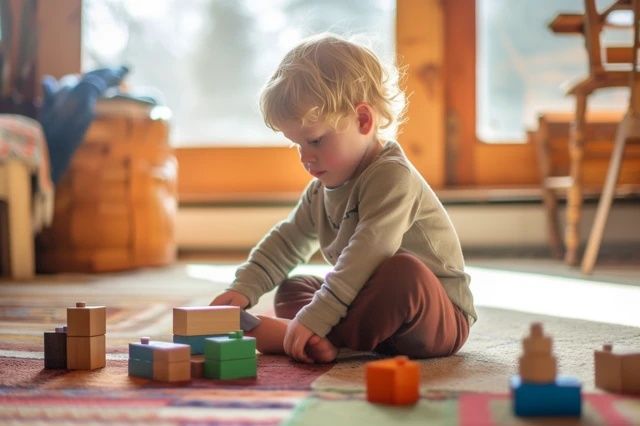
[309,139,321,146]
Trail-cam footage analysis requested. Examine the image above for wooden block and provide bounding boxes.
[173,334,225,355]
[204,331,256,361]
[191,355,205,378]
[519,354,557,383]
[66,302,106,337]
[366,356,420,406]
[67,334,106,370]
[173,306,240,336]
[518,323,556,383]
[511,375,581,417]
[129,337,190,363]
[128,358,153,379]
[203,357,257,380]
[44,327,67,369]
[153,360,191,382]
[523,335,552,354]
[595,344,640,394]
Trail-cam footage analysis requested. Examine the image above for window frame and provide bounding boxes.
[39,0,542,200]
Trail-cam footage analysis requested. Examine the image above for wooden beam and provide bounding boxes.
[396,0,446,188]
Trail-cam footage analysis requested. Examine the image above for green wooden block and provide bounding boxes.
[204,357,257,380]
[128,358,153,379]
[204,331,256,361]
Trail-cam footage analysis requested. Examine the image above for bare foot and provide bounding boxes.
[247,315,289,355]
[305,335,338,363]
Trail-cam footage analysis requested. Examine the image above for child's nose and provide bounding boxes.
[299,149,315,165]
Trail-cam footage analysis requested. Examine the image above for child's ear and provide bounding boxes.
[355,103,374,135]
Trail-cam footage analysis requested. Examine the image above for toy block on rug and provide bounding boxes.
[366,355,420,405]
[595,343,640,394]
[173,334,224,355]
[66,302,106,370]
[43,326,67,369]
[510,322,581,417]
[128,337,191,382]
[190,355,205,379]
[173,306,241,354]
[173,306,240,336]
[203,331,257,380]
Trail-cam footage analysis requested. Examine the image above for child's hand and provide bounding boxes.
[209,290,249,309]
[283,318,314,363]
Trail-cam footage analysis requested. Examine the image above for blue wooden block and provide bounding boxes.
[128,358,153,379]
[510,375,582,417]
[173,334,224,355]
[128,340,189,362]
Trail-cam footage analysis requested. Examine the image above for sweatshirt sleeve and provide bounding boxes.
[229,181,320,307]
[296,163,420,336]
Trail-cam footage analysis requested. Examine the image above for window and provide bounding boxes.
[477,0,628,143]
[82,0,396,147]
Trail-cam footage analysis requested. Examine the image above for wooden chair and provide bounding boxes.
[532,111,631,258]
[581,0,640,273]
[549,0,639,267]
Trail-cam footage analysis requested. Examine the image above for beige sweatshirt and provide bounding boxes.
[230,141,477,337]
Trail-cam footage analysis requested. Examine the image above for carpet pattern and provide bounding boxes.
[2,263,640,425]
[285,392,640,426]
[312,307,640,393]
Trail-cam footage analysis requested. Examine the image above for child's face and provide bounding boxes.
[280,106,379,189]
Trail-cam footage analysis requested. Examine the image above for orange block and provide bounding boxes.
[366,356,420,405]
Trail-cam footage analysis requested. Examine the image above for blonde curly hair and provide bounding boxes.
[260,33,406,139]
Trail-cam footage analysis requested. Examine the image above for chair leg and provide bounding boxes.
[581,114,632,274]
[544,188,563,258]
[535,119,563,258]
[6,160,35,280]
[565,95,587,266]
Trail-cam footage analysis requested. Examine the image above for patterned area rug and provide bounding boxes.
[0,264,330,424]
[285,392,640,426]
[2,263,640,425]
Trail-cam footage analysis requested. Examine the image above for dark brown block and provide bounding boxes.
[44,327,67,369]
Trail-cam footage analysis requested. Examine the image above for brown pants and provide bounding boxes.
[274,252,470,358]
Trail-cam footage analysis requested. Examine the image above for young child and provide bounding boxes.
[211,33,476,363]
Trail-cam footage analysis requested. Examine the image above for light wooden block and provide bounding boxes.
[67,334,106,370]
[595,344,640,394]
[173,306,240,336]
[153,360,191,382]
[67,302,106,337]
[519,354,557,383]
[523,335,552,354]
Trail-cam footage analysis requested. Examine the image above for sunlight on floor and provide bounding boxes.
[186,263,640,328]
[468,266,640,328]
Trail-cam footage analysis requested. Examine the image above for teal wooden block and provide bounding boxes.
[129,340,190,362]
[204,356,257,380]
[128,358,153,379]
[204,331,256,361]
[173,334,224,355]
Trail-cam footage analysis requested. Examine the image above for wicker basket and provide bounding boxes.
[37,102,177,272]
